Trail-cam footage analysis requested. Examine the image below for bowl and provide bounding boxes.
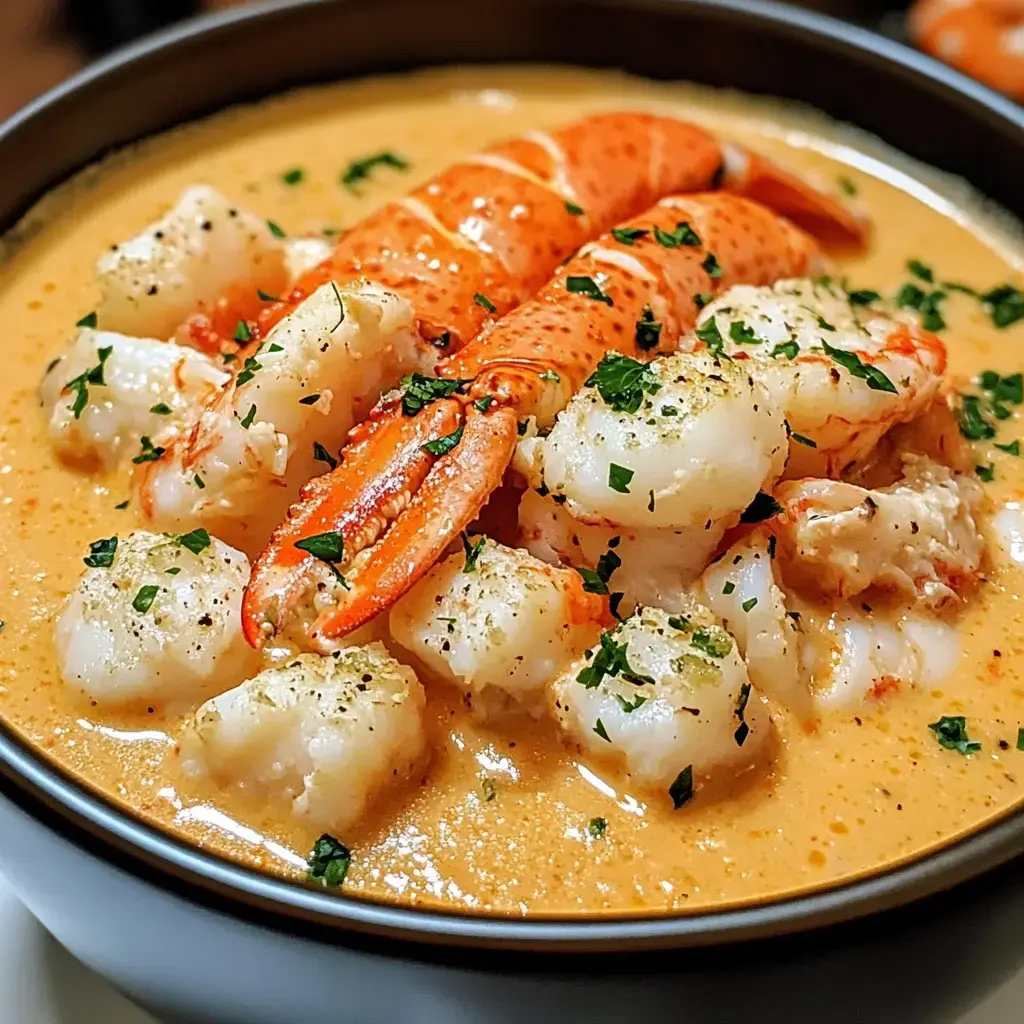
[0,1,1022,1021]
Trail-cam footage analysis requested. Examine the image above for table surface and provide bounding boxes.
[0,868,1022,1024]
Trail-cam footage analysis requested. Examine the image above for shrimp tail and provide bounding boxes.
[721,145,870,248]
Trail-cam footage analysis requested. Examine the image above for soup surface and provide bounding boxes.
[1,66,1023,917]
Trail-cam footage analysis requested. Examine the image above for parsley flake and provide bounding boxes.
[957,395,996,441]
[150,403,172,415]
[612,227,648,246]
[908,259,934,283]
[83,536,118,569]
[608,463,634,493]
[294,531,347,585]
[669,765,694,809]
[313,441,339,470]
[281,168,304,185]
[132,585,159,614]
[588,817,608,839]
[299,393,321,406]
[64,345,113,419]
[473,292,497,313]
[239,404,257,430]
[702,252,723,279]
[566,275,613,306]
[593,718,611,742]
[740,491,783,523]
[847,288,880,306]
[690,626,733,659]
[461,532,485,572]
[822,340,897,394]
[791,432,817,448]
[265,219,286,239]
[474,395,494,413]
[341,152,409,193]
[584,353,660,413]
[653,221,701,248]
[257,288,280,302]
[770,340,799,360]
[400,374,472,416]
[929,715,981,755]
[741,597,758,612]
[307,834,351,887]
[694,318,727,358]
[981,285,1024,328]
[565,200,585,216]
[75,311,98,329]
[421,424,464,457]
[132,436,165,464]
[177,528,211,555]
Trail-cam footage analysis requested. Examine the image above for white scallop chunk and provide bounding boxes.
[692,534,809,715]
[550,604,768,796]
[95,185,287,339]
[537,350,787,529]
[517,487,724,615]
[390,538,605,719]
[181,646,427,834]
[284,236,334,282]
[55,529,254,705]
[39,328,228,468]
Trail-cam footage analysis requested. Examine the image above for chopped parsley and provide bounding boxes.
[461,532,485,572]
[178,528,211,554]
[593,718,611,742]
[299,393,321,406]
[702,252,723,279]
[976,464,995,483]
[266,219,286,239]
[481,778,497,802]
[653,221,700,248]
[421,424,464,457]
[614,692,648,713]
[740,491,783,523]
[574,545,621,596]
[340,151,409,193]
[847,288,880,306]
[667,615,690,632]
[734,681,752,746]
[400,373,472,416]
[294,531,346,586]
[193,474,206,489]
[132,585,159,614]
[566,275,613,306]
[235,355,262,387]
[565,200,585,216]
[608,463,634,494]
[313,441,339,470]
[577,628,653,689]
[791,432,817,448]
[981,284,1024,328]
[742,598,759,613]
[83,536,118,569]
[996,440,1020,456]
[64,345,113,419]
[928,715,981,755]
[722,581,736,595]
[729,320,760,345]
[612,227,648,246]
[281,168,304,185]
[694,318,727,358]
[838,176,857,196]
[114,499,130,510]
[896,282,947,331]
[907,259,934,283]
[770,340,800,360]
[474,395,494,413]
[539,369,560,382]
[150,403,172,416]
[669,765,694,809]
[1018,728,1024,752]
[588,817,608,839]
[957,394,996,441]
[257,288,280,302]
[821,340,897,394]
[693,292,715,310]
[690,626,733,659]
[131,436,165,464]
[583,352,660,413]
[306,834,351,887]
[239,404,257,430]
[474,292,497,314]
[75,311,98,329]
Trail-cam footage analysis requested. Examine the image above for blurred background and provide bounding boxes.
[0,0,915,121]
[0,0,1021,120]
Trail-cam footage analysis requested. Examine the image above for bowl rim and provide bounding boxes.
[0,0,1022,954]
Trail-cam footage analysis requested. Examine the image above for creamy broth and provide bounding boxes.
[1,66,1023,916]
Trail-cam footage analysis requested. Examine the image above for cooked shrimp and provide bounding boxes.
[389,537,606,719]
[55,529,255,706]
[520,350,786,529]
[794,600,961,709]
[550,604,768,800]
[180,645,427,834]
[517,487,724,613]
[768,455,985,610]
[691,534,809,715]
[910,0,1024,102]
[694,278,947,478]
[39,328,228,469]
[135,281,423,552]
[246,191,834,648]
[96,185,287,344]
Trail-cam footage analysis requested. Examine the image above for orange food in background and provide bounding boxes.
[910,0,1024,102]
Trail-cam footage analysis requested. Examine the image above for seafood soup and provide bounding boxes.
[1,66,1023,916]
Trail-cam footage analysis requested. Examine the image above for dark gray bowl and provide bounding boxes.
[0,1,1022,1021]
